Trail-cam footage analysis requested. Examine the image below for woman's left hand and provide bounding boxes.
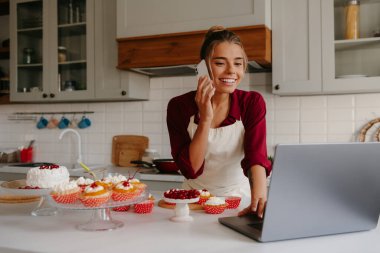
[238,165,267,218]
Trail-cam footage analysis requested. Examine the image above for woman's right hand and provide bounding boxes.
[195,75,215,123]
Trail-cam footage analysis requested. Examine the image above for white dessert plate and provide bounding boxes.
[0,179,50,196]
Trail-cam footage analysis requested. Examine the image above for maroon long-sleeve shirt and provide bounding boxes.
[167,89,272,179]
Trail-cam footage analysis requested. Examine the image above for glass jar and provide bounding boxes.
[142,149,159,163]
[345,0,360,40]
[23,48,34,64]
[58,46,67,62]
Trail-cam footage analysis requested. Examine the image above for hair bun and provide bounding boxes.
[205,25,226,39]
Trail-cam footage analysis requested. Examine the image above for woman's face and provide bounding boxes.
[208,41,245,94]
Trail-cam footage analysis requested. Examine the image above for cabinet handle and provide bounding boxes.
[274,84,280,90]
[50,93,55,98]
[121,90,127,96]
[42,93,48,98]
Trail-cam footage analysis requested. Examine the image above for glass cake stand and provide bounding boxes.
[163,197,200,222]
[0,180,58,216]
[47,190,149,231]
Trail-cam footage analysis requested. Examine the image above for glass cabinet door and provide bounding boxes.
[14,0,45,99]
[57,0,87,92]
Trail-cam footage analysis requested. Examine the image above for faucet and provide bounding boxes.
[59,129,82,166]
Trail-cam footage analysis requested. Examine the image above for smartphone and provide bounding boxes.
[196,59,211,80]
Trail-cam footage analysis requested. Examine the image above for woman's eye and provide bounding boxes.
[215,62,224,66]
[235,62,243,66]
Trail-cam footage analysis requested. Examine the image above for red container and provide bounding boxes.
[20,147,34,163]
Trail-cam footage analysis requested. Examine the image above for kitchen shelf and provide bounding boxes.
[335,37,380,51]
[0,47,9,59]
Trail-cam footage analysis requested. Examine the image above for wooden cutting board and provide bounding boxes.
[112,135,149,167]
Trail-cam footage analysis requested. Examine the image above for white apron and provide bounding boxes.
[183,115,250,197]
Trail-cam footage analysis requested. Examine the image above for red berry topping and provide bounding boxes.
[122,181,130,187]
[39,164,59,170]
[90,182,98,188]
[164,189,200,199]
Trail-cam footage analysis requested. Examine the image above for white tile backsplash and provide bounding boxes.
[1,73,380,164]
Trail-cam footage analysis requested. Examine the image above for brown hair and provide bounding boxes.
[200,26,248,70]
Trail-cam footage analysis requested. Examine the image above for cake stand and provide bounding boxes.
[0,180,58,216]
[163,197,200,222]
[47,190,149,231]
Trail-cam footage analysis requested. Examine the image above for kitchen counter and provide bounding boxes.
[0,192,379,253]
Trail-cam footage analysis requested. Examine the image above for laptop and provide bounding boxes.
[219,142,380,242]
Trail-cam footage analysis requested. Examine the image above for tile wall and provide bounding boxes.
[1,73,380,166]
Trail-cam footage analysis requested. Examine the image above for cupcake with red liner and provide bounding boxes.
[75,177,94,192]
[203,197,227,214]
[80,182,111,207]
[197,189,212,205]
[103,174,127,187]
[128,178,146,195]
[111,180,138,201]
[112,205,131,212]
[50,181,81,204]
[95,178,114,190]
[134,194,155,214]
[225,196,241,209]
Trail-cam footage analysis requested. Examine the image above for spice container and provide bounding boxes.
[345,0,360,40]
[58,46,67,62]
[23,48,34,64]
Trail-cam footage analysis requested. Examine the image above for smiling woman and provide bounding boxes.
[166,26,272,219]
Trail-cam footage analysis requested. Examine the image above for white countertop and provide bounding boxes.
[0,192,379,253]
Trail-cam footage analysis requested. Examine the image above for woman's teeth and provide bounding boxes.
[220,78,235,84]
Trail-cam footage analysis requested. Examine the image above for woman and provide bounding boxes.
[166,26,271,218]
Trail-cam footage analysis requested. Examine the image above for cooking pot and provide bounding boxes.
[131,159,179,173]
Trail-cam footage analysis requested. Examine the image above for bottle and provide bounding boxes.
[58,46,67,62]
[142,149,159,164]
[23,48,34,64]
[345,0,360,40]
[68,0,74,23]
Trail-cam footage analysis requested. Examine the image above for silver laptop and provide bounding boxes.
[219,142,380,242]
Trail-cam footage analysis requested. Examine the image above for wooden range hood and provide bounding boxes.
[117,25,271,76]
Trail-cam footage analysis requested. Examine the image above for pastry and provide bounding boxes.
[80,182,111,207]
[111,181,138,201]
[50,181,81,204]
[203,197,227,214]
[134,194,155,214]
[26,164,70,188]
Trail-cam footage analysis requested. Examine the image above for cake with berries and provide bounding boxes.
[111,180,138,201]
[50,181,81,204]
[197,189,212,205]
[134,194,155,214]
[163,189,200,203]
[26,164,70,188]
[80,182,111,207]
[203,197,227,214]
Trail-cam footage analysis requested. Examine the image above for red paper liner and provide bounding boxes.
[204,204,226,214]
[51,191,80,204]
[197,196,210,205]
[112,205,131,212]
[80,193,110,207]
[225,196,241,209]
[111,191,136,201]
[134,200,154,214]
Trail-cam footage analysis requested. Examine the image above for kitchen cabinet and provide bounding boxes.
[116,0,271,37]
[10,0,149,102]
[272,0,380,95]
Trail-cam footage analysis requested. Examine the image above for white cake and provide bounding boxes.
[26,165,70,188]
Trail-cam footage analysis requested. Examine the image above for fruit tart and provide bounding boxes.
[80,182,111,207]
[111,180,138,201]
[163,189,200,203]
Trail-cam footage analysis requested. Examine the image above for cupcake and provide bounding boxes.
[80,182,111,207]
[128,178,146,195]
[111,180,138,201]
[225,196,241,209]
[103,174,127,187]
[134,194,155,214]
[95,178,113,190]
[112,205,131,212]
[75,177,94,192]
[50,181,81,204]
[197,189,211,205]
[203,197,227,214]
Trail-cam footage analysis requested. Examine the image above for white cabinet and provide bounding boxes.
[10,0,149,102]
[273,0,380,95]
[116,0,271,37]
[272,0,322,95]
